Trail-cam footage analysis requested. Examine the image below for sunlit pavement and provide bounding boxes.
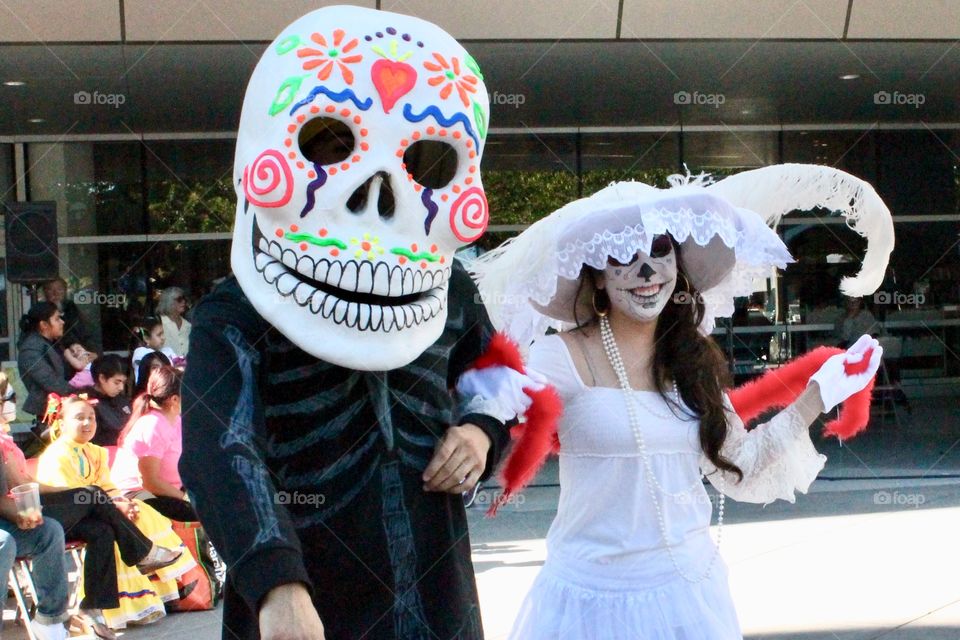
[3,399,958,639]
[471,477,960,640]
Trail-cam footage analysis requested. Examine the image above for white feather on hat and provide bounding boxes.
[704,163,895,297]
[469,164,894,346]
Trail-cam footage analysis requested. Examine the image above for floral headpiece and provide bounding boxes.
[43,392,99,440]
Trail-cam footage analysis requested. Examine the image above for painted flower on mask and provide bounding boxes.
[423,53,478,107]
[298,30,363,84]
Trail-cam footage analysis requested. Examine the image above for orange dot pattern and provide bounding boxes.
[395,126,481,196]
[283,102,370,176]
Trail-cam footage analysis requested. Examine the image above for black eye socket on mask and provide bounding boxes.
[605,234,673,267]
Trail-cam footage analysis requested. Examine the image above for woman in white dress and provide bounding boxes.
[470,166,895,639]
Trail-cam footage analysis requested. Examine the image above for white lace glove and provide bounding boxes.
[456,366,546,422]
[808,334,883,413]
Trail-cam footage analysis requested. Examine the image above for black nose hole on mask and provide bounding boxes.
[378,176,396,219]
[638,263,656,280]
[347,172,395,220]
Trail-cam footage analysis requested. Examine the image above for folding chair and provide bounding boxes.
[7,540,86,639]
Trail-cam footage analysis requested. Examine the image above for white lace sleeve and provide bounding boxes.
[703,392,827,505]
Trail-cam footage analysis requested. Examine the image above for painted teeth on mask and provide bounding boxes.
[372,263,391,296]
[411,303,425,325]
[357,304,372,331]
[381,307,397,332]
[263,261,286,284]
[294,282,314,306]
[254,252,272,272]
[357,262,374,295]
[327,262,344,286]
[276,273,298,296]
[297,254,315,277]
[321,295,337,319]
[309,293,324,314]
[369,305,384,331]
[314,259,330,283]
[334,299,349,324]
[340,261,359,291]
[344,301,359,329]
[281,248,297,270]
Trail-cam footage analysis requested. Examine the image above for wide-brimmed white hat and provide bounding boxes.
[470,164,894,345]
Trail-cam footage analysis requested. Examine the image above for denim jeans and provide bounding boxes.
[0,517,70,624]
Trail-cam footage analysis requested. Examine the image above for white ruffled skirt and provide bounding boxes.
[509,551,742,640]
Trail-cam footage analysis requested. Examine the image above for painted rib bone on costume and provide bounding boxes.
[470,164,895,503]
[232,5,491,370]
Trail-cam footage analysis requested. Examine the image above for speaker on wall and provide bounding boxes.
[3,201,59,284]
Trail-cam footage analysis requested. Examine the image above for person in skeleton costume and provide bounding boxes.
[179,6,517,639]
[469,165,895,639]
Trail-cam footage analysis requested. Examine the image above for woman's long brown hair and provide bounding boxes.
[575,242,743,481]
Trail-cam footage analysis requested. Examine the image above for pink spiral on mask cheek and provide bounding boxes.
[243,150,294,208]
[449,187,489,243]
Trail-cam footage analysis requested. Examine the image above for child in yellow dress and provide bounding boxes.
[36,394,197,630]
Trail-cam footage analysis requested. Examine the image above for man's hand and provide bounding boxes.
[259,583,324,640]
[423,424,491,494]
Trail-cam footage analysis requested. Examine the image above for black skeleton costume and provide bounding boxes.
[180,6,507,639]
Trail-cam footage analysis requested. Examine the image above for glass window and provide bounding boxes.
[0,144,14,208]
[480,133,578,236]
[87,239,232,352]
[782,129,877,184]
[580,131,680,195]
[92,143,146,235]
[876,130,958,216]
[144,140,235,234]
[681,130,778,174]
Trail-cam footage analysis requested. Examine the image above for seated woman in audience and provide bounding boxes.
[130,318,178,385]
[0,399,183,640]
[84,355,132,447]
[112,366,196,522]
[133,351,171,398]
[157,288,191,359]
[37,394,197,632]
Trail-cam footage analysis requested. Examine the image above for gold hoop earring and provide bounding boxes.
[592,289,609,317]
[679,272,692,293]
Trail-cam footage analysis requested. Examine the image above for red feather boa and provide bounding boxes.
[468,333,563,516]
[727,346,876,440]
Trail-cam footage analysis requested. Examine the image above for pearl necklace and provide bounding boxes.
[599,314,723,584]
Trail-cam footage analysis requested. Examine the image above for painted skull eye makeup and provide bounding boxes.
[649,234,673,258]
[606,235,673,266]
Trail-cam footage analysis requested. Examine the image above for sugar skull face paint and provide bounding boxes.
[232,6,490,370]
[600,235,678,323]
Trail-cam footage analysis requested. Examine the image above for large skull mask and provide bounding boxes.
[232,6,490,370]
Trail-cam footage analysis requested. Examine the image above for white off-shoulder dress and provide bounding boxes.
[509,334,827,640]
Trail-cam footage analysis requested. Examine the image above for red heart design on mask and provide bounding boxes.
[371,59,417,114]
